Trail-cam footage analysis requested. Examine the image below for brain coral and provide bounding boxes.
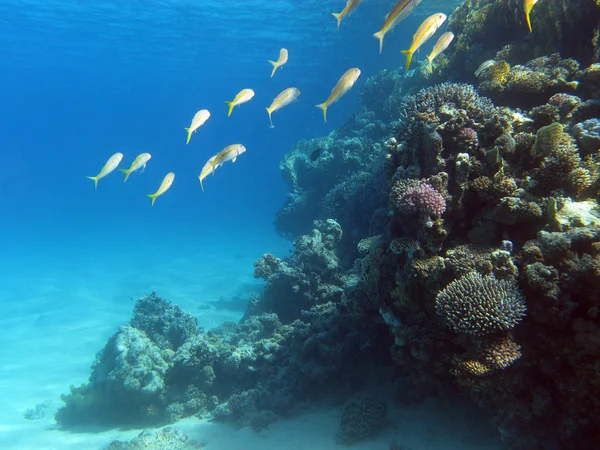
[336,395,387,444]
[435,271,526,335]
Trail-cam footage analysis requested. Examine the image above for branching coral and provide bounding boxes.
[393,183,447,217]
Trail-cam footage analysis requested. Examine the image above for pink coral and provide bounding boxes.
[456,127,479,152]
[395,183,446,217]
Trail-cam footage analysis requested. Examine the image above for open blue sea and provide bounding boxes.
[0,1,509,449]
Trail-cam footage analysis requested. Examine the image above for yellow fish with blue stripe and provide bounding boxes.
[373,0,422,54]
[332,0,362,29]
[119,152,151,182]
[401,13,447,72]
[268,48,288,78]
[86,152,123,190]
[523,0,540,33]
[426,31,454,72]
[147,172,175,206]
[266,87,301,127]
[184,109,210,145]
[198,144,246,191]
[315,68,361,123]
[225,89,255,117]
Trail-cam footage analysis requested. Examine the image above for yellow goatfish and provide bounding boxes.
[266,87,301,127]
[332,0,362,29]
[185,109,211,145]
[225,89,255,117]
[524,0,539,33]
[315,68,361,123]
[198,144,247,191]
[147,172,175,206]
[401,13,447,72]
[268,48,288,78]
[119,152,152,182]
[373,0,422,54]
[426,31,454,72]
[86,152,123,190]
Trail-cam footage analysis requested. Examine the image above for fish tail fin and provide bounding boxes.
[184,127,192,145]
[268,60,278,77]
[147,194,157,206]
[332,12,342,29]
[401,49,413,72]
[525,12,532,33]
[427,56,433,73]
[266,107,273,126]
[373,31,384,54]
[225,101,234,117]
[315,102,328,124]
[118,168,131,182]
[86,176,99,190]
[199,176,205,192]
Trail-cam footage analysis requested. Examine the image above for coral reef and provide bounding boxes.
[55,2,600,448]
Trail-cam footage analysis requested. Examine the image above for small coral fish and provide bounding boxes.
[147,172,175,206]
[373,0,422,54]
[475,60,497,77]
[225,89,255,117]
[315,68,361,123]
[184,109,211,145]
[268,48,288,78]
[426,31,454,72]
[119,152,152,182]
[198,144,246,191]
[266,87,301,127]
[401,13,447,72]
[523,0,539,33]
[86,152,123,190]
[332,0,362,29]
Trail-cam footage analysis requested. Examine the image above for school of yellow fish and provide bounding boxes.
[86,0,541,205]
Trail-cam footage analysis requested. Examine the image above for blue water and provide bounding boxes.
[0,1,474,449]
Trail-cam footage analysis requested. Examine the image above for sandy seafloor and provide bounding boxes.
[0,234,506,450]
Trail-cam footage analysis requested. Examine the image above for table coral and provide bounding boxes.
[435,271,527,336]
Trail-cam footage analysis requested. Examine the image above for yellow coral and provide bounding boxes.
[482,334,522,370]
[482,60,511,85]
[532,122,564,157]
[451,356,494,377]
[568,167,593,196]
[411,256,445,279]
[360,248,385,289]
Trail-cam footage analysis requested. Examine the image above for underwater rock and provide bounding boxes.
[254,220,345,323]
[130,291,199,351]
[105,427,203,450]
[276,127,388,239]
[572,118,600,154]
[554,199,600,231]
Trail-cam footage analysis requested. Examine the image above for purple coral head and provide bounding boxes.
[457,127,477,141]
[396,183,446,217]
